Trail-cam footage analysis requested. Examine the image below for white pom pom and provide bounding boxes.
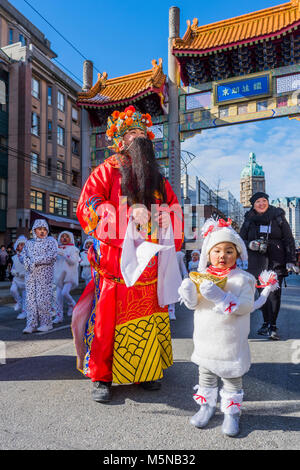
[257,270,279,292]
[201,218,219,238]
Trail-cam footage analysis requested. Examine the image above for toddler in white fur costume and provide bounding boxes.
[178,218,278,437]
[53,231,80,324]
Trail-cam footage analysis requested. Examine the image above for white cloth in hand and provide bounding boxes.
[178,278,198,310]
[199,280,226,304]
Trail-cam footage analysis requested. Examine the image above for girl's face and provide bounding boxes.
[17,242,25,252]
[35,227,48,239]
[85,242,93,251]
[60,233,71,245]
[209,242,238,269]
[192,252,199,262]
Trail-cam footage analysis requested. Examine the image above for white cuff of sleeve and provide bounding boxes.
[213,292,240,315]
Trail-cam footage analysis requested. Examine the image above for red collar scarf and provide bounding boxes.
[206,264,237,278]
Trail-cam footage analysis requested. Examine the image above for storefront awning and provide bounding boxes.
[31,210,81,231]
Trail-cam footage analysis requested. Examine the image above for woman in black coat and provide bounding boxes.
[240,192,298,340]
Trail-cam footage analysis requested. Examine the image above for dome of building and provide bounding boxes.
[241,152,265,178]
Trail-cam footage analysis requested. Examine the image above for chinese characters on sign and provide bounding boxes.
[215,75,271,104]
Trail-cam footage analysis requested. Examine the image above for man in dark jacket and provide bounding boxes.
[240,192,298,340]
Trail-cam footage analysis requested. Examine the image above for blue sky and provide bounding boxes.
[9,0,300,201]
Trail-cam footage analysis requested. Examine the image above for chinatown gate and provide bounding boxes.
[77,0,300,232]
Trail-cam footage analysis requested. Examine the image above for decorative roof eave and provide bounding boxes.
[78,86,164,110]
[173,19,300,56]
[77,58,166,107]
[172,0,300,56]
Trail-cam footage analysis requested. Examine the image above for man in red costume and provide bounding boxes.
[73,106,183,403]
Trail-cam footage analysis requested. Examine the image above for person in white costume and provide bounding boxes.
[79,238,94,286]
[53,231,80,324]
[178,218,278,437]
[168,249,188,320]
[10,235,27,319]
[23,219,58,334]
[188,250,200,272]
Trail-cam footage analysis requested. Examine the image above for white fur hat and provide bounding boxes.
[198,218,248,272]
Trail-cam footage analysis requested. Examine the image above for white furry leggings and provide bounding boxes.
[56,283,75,320]
[199,367,243,393]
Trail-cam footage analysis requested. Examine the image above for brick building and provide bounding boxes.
[0,0,83,243]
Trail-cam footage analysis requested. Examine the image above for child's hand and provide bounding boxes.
[178,278,198,309]
[200,280,226,304]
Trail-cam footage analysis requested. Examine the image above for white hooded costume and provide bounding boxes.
[10,235,27,318]
[23,219,58,332]
[178,218,278,422]
[79,237,94,285]
[53,231,80,322]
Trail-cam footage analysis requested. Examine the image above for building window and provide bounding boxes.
[47,121,52,141]
[57,91,65,112]
[57,126,65,146]
[48,86,52,106]
[72,170,79,187]
[49,195,69,217]
[56,161,64,181]
[277,96,288,108]
[47,158,52,177]
[72,201,77,218]
[0,178,7,210]
[72,107,79,122]
[31,113,40,136]
[31,152,39,174]
[32,78,40,99]
[0,80,7,112]
[71,138,79,155]
[19,34,26,46]
[30,190,45,211]
[9,29,13,45]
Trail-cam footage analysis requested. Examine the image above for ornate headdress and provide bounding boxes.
[106,105,155,152]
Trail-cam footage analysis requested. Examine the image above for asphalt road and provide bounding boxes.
[0,275,299,451]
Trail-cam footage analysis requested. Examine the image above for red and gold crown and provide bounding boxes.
[106,105,155,152]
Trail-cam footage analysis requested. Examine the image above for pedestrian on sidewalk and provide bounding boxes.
[240,192,299,340]
[53,231,80,324]
[10,235,27,319]
[22,219,58,334]
[178,218,278,437]
[0,245,8,281]
[188,250,200,273]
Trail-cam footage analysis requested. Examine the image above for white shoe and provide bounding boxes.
[37,325,53,332]
[222,413,240,437]
[53,316,63,324]
[190,404,216,428]
[23,326,35,334]
[17,312,27,320]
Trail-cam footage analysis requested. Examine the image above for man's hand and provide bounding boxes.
[155,208,171,229]
[131,206,150,227]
